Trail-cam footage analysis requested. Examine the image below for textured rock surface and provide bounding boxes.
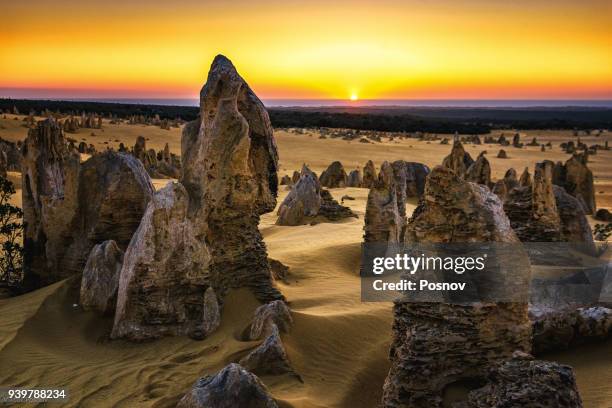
[465,152,491,186]
[112,182,215,340]
[463,352,583,408]
[556,155,596,214]
[391,160,430,199]
[64,151,155,276]
[363,162,405,244]
[21,119,81,289]
[180,55,282,303]
[319,161,348,188]
[276,165,356,225]
[362,160,377,188]
[382,166,531,408]
[276,165,321,226]
[505,161,595,248]
[497,149,508,158]
[239,324,294,375]
[441,140,473,177]
[22,123,154,290]
[347,169,362,187]
[79,240,123,315]
[249,300,293,340]
[177,363,278,408]
[530,305,611,354]
[113,55,282,340]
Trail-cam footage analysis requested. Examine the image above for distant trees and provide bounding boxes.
[0,175,23,291]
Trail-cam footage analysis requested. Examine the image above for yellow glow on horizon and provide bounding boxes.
[350,93,359,101]
[0,1,611,99]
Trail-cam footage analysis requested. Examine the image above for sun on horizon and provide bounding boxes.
[350,93,359,101]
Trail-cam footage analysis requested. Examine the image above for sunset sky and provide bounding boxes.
[1,0,611,100]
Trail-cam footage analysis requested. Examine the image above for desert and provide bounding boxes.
[0,55,610,408]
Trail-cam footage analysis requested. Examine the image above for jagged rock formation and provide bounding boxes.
[441,140,473,177]
[492,168,519,202]
[347,169,362,187]
[462,352,582,408]
[131,137,180,178]
[519,166,532,187]
[391,160,430,199]
[363,162,404,244]
[530,305,611,354]
[504,161,595,249]
[21,119,81,289]
[319,161,348,188]
[382,165,531,408]
[239,324,294,376]
[465,152,491,186]
[113,55,283,340]
[249,300,293,340]
[362,160,377,188]
[276,165,356,226]
[553,155,596,214]
[79,240,123,315]
[177,363,278,408]
[62,151,155,276]
[112,182,214,340]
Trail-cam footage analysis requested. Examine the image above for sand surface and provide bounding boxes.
[0,116,610,407]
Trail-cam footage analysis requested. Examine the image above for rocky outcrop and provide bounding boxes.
[21,119,81,289]
[530,305,611,354]
[22,121,154,290]
[79,240,123,315]
[505,161,595,249]
[391,161,430,199]
[0,137,20,172]
[63,151,155,276]
[465,152,491,186]
[519,166,532,187]
[497,149,507,158]
[595,208,612,222]
[319,161,348,188]
[553,155,596,214]
[177,363,278,408]
[363,162,405,244]
[276,165,356,225]
[279,175,292,185]
[291,170,300,184]
[362,160,377,188]
[347,169,362,187]
[131,138,180,178]
[112,182,215,340]
[249,300,293,340]
[441,140,473,177]
[462,352,582,408]
[382,166,531,408]
[113,55,282,340]
[180,55,281,303]
[239,324,294,376]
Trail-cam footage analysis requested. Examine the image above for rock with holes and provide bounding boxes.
[180,55,282,303]
[382,165,531,408]
[240,324,294,376]
[319,161,348,188]
[463,352,582,408]
[79,240,123,315]
[249,300,293,340]
[177,363,278,408]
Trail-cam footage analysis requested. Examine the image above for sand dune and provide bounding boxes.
[0,116,611,407]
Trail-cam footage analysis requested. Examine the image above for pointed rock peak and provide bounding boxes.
[378,161,395,186]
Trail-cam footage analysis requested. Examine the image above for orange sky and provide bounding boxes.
[1,0,611,100]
